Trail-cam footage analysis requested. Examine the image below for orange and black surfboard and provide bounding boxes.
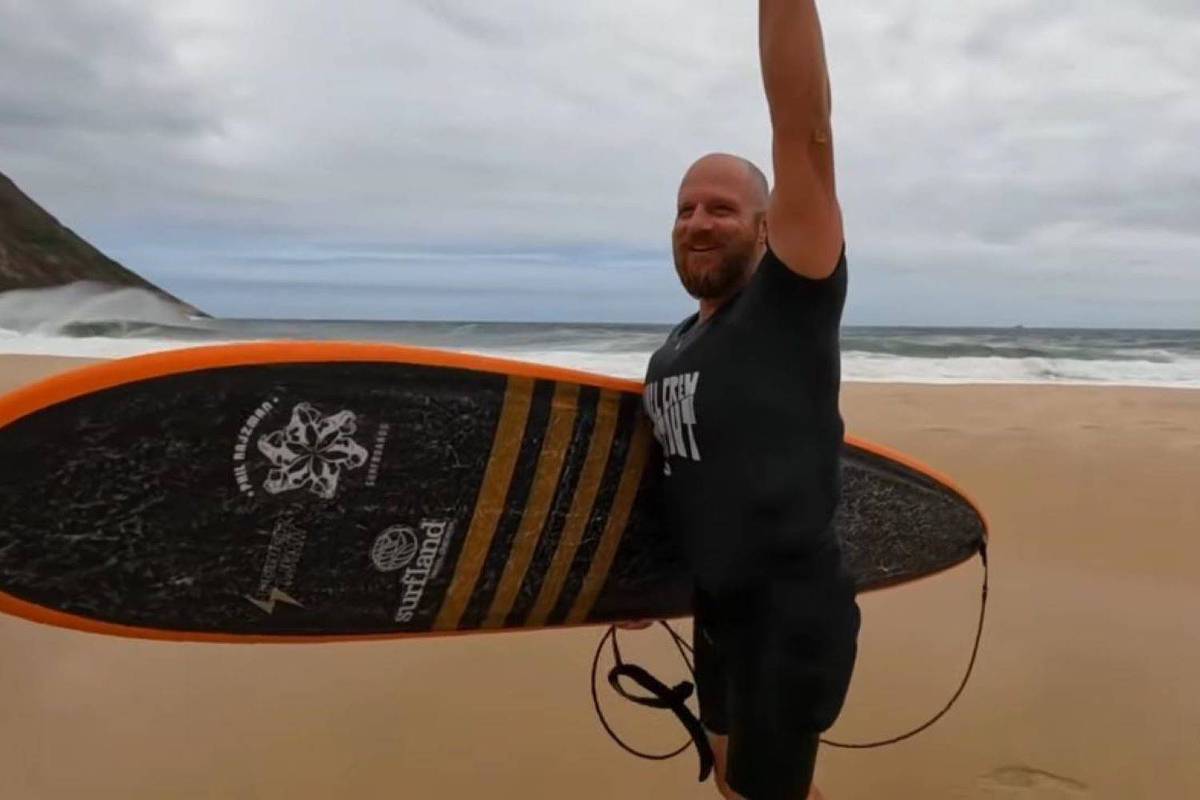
[0,342,986,643]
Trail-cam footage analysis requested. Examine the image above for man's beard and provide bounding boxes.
[672,236,758,300]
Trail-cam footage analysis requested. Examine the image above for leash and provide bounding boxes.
[590,543,988,777]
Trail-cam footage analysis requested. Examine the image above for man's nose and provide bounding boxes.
[689,208,715,232]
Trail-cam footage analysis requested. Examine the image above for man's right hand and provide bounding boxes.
[616,619,655,630]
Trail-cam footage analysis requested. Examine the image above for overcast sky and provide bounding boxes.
[1,0,1197,326]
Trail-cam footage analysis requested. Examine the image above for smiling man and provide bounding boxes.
[639,2,860,798]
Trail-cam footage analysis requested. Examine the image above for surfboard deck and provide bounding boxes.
[0,342,987,643]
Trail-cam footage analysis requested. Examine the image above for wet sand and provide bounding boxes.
[1,354,1197,798]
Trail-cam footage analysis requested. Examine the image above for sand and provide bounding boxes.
[0,354,1196,799]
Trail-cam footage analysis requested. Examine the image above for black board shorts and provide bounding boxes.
[692,579,860,800]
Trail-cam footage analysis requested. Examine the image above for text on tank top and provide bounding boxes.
[642,244,848,592]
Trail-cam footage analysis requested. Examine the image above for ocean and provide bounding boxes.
[0,284,1196,388]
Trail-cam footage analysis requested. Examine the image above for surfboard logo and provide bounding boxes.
[380,518,457,624]
[245,515,308,615]
[254,402,370,499]
[370,525,419,572]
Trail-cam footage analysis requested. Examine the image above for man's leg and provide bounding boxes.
[710,729,826,799]
[720,608,830,800]
[707,731,743,800]
[695,628,739,798]
[696,590,830,799]
[723,728,822,800]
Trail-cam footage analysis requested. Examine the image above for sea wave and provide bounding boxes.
[0,335,1196,388]
[0,282,204,337]
[0,284,1195,388]
[839,353,1200,389]
[0,332,247,359]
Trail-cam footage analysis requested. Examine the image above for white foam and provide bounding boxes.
[0,332,247,359]
[443,349,1200,388]
[841,353,1200,389]
[474,350,1200,389]
[0,282,194,335]
[0,335,1195,389]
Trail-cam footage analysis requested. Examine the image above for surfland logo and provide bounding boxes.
[370,519,457,623]
[371,525,419,572]
[234,400,378,499]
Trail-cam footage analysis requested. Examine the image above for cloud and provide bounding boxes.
[0,0,1196,325]
[0,0,216,135]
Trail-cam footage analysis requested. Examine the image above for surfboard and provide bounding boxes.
[0,342,986,643]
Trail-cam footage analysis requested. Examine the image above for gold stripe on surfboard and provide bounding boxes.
[524,389,621,627]
[482,382,580,628]
[567,414,652,624]
[433,376,534,631]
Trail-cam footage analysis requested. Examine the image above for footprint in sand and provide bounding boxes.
[1137,419,1186,431]
[976,766,1091,798]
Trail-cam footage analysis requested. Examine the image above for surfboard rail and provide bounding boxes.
[0,342,988,644]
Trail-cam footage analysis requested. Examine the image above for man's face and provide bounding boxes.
[672,161,764,301]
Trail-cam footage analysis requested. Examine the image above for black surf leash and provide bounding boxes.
[590,619,715,781]
[590,543,988,778]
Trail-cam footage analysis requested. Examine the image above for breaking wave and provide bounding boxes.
[0,284,1196,387]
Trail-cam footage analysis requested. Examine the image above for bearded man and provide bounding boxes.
[636,2,860,798]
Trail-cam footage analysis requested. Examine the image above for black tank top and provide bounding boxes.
[643,244,849,595]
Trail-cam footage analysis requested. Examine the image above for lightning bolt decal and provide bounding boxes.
[246,587,304,614]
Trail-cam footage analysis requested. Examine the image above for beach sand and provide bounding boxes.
[0,354,1196,799]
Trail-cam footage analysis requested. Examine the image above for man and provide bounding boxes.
[636,2,860,798]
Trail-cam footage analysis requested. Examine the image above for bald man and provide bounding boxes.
[638,3,860,798]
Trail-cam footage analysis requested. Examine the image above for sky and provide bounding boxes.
[1,0,1197,327]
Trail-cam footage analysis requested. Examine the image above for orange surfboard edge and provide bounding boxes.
[0,341,989,644]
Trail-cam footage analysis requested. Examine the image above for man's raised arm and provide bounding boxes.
[760,0,844,279]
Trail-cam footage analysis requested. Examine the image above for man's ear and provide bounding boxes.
[758,213,769,245]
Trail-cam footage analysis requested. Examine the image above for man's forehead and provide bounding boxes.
[683,155,750,184]
[679,170,751,201]
[678,156,761,204]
